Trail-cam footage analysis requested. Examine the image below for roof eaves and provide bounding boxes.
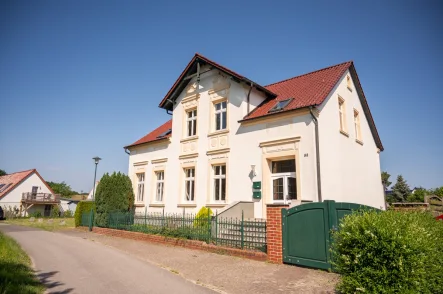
[238,106,312,123]
[124,136,171,150]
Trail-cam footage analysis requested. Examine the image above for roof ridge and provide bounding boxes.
[264,60,353,88]
[0,169,35,177]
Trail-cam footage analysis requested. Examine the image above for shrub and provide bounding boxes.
[74,201,95,227]
[30,211,42,218]
[193,207,213,228]
[94,172,134,227]
[331,210,443,294]
[63,210,73,218]
[50,205,60,218]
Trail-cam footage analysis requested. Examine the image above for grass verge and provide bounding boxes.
[4,218,75,231]
[0,231,45,294]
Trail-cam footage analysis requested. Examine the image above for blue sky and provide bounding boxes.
[0,0,442,193]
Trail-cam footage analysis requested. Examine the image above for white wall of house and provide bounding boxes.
[128,68,320,218]
[317,70,385,209]
[0,173,54,216]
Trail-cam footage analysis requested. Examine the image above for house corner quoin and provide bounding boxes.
[266,204,289,263]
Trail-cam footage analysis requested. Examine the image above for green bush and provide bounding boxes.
[94,172,134,227]
[30,211,42,218]
[74,201,95,227]
[193,207,213,228]
[63,210,73,218]
[50,205,60,218]
[331,210,443,294]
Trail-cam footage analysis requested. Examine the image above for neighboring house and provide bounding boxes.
[59,198,81,214]
[0,169,60,217]
[87,181,99,200]
[124,54,385,219]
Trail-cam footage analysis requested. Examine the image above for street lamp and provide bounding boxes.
[92,156,101,200]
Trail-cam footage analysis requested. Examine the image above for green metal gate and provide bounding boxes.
[282,200,376,270]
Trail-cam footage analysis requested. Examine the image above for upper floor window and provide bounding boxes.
[187,109,197,137]
[155,171,164,202]
[338,96,347,134]
[347,75,352,91]
[215,101,227,131]
[354,109,362,142]
[213,165,226,202]
[136,173,145,202]
[184,168,195,202]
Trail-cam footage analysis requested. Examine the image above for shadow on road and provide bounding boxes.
[37,270,74,294]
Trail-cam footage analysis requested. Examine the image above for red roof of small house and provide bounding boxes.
[126,54,383,151]
[0,169,55,200]
[124,120,172,149]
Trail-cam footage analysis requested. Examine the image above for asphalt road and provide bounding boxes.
[0,224,214,294]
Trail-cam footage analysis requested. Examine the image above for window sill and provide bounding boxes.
[177,203,197,208]
[180,136,199,143]
[355,139,364,146]
[149,203,165,207]
[347,86,353,92]
[207,129,229,137]
[206,203,226,208]
[340,130,349,137]
[134,203,145,207]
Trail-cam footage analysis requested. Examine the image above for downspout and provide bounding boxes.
[166,110,172,115]
[310,107,322,202]
[124,148,130,155]
[246,82,253,115]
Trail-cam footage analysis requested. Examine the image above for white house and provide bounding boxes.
[124,54,385,219]
[0,169,60,217]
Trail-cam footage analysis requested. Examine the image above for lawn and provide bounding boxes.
[0,231,45,294]
[5,218,75,231]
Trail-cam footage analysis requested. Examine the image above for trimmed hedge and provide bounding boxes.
[74,201,95,227]
[331,210,443,294]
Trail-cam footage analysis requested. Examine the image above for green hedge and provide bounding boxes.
[331,210,443,293]
[74,201,95,227]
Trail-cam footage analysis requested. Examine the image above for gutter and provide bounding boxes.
[246,82,253,115]
[309,107,322,202]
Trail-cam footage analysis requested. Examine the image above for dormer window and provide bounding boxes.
[268,98,292,113]
[157,129,171,138]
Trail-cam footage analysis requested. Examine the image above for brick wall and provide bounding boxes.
[77,226,267,262]
[266,204,289,263]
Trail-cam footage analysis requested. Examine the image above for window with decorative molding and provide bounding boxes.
[214,101,227,131]
[338,96,347,134]
[136,173,145,202]
[186,109,197,137]
[213,165,226,202]
[155,171,164,202]
[354,109,362,142]
[184,167,195,202]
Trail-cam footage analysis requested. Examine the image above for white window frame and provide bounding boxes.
[186,109,197,137]
[270,160,297,203]
[136,173,145,202]
[354,109,362,142]
[214,101,227,131]
[184,167,195,202]
[213,164,226,202]
[155,171,164,202]
[338,96,347,134]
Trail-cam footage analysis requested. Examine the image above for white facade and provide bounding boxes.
[0,173,54,216]
[127,64,385,218]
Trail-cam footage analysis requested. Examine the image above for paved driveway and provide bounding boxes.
[0,224,214,294]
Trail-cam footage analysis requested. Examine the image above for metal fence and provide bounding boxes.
[81,209,267,252]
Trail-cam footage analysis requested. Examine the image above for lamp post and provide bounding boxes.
[92,156,101,200]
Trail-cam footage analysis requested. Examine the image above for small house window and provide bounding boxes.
[136,173,145,202]
[215,101,227,131]
[268,98,292,113]
[213,165,226,202]
[347,75,352,91]
[338,96,347,133]
[186,109,197,137]
[354,109,362,142]
[184,168,195,202]
[155,171,164,202]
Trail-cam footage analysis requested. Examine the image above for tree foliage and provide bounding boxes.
[406,187,427,203]
[47,181,77,198]
[0,169,6,176]
[94,172,134,227]
[381,171,392,190]
[391,175,410,202]
[74,201,96,227]
[429,186,443,197]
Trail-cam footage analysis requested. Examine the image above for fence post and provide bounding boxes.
[162,207,165,228]
[215,210,218,245]
[241,210,244,249]
[182,207,185,230]
[207,207,211,243]
[144,207,147,227]
[88,208,93,232]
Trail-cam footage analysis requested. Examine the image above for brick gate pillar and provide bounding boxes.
[266,204,289,263]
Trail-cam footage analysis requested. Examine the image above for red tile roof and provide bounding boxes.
[244,61,352,120]
[0,169,55,200]
[125,120,172,149]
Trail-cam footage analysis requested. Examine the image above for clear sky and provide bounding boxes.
[0,0,442,193]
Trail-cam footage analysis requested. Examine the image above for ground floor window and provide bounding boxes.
[155,171,164,202]
[213,165,226,202]
[184,168,195,202]
[136,173,145,202]
[271,159,297,201]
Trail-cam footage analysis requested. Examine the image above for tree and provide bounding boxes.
[94,172,134,227]
[429,186,443,197]
[391,175,411,202]
[47,181,77,198]
[406,187,427,203]
[381,171,392,191]
[0,169,6,176]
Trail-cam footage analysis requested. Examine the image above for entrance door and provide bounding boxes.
[271,160,297,202]
[44,205,51,217]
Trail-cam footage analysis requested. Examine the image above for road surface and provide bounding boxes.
[0,224,214,294]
